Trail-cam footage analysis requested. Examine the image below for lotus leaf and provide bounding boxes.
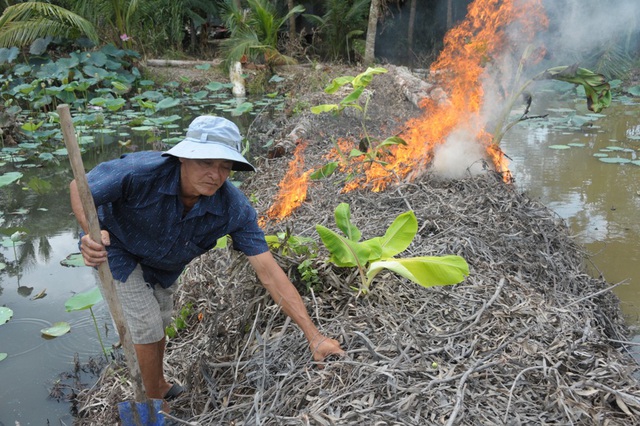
[0,307,13,325]
[0,171,22,187]
[0,47,19,64]
[598,157,631,164]
[60,253,86,267]
[65,287,103,312]
[41,322,71,337]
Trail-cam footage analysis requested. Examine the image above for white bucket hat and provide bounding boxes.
[163,116,256,171]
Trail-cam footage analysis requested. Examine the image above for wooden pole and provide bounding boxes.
[58,104,147,403]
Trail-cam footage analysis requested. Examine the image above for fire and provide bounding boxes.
[263,141,311,222]
[266,0,548,219]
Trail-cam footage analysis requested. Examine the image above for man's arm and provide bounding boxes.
[247,251,344,362]
[69,179,110,267]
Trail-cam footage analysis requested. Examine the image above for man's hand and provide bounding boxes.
[80,230,110,267]
[309,333,344,363]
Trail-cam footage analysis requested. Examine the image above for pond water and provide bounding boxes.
[500,95,640,337]
[1,92,639,423]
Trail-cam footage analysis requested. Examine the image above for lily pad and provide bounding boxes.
[627,85,640,97]
[65,286,103,312]
[0,307,13,325]
[567,143,586,147]
[631,160,640,166]
[0,353,7,362]
[1,238,25,247]
[60,253,86,267]
[593,153,609,158]
[41,322,71,337]
[0,171,22,187]
[598,157,631,164]
[205,81,225,91]
[548,145,571,150]
[131,125,154,132]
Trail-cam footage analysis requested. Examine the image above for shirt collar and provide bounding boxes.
[159,158,181,196]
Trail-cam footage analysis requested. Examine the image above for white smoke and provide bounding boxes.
[430,129,488,179]
[429,0,640,179]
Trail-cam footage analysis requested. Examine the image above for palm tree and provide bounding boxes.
[310,0,370,61]
[220,0,304,69]
[0,2,98,48]
[364,0,380,64]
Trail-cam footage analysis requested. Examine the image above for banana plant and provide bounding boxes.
[316,203,469,294]
[310,67,407,180]
[491,46,611,146]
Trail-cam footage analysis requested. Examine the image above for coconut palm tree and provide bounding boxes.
[0,2,98,48]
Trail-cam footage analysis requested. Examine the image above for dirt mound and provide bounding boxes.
[73,65,640,425]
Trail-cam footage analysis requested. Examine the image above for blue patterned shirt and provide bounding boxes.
[85,151,268,288]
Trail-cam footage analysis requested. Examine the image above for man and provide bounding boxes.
[69,115,343,411]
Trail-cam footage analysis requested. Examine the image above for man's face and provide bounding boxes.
[179,158,233,197]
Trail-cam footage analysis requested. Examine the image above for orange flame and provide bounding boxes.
[263,141,311,222]
[358,0,548,191]
[266,0,548,219]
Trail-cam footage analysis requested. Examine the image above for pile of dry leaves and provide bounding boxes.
[73,65,640,425]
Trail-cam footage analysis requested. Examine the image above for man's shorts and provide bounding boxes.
[101,265,176,344]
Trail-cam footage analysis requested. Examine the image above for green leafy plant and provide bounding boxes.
[491,46,611,147]
[220,0,304,69]
[297,258,321,292]
[265,229,317,257]
[0,2,99,49]
[304,0,370,62]
[310,67,407,181]
[24,176,52,195]
[165,302,193,339]
[316,203,469,295]
[65,287,109,360]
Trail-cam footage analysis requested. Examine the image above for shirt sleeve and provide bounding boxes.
[86,156,131,206]
[227,190,269,257]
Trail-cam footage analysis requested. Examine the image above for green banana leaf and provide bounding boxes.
[537,65,611,113]
[334,202,362,242]
[366,255,469,288]
[366,210,417,259]
[316,224,381,268]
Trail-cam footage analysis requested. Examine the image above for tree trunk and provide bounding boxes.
[287,0,296,42]
[230,61,245,98]
[364,0,380,64]
[407,0,417,61]
[447,0,453,29]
